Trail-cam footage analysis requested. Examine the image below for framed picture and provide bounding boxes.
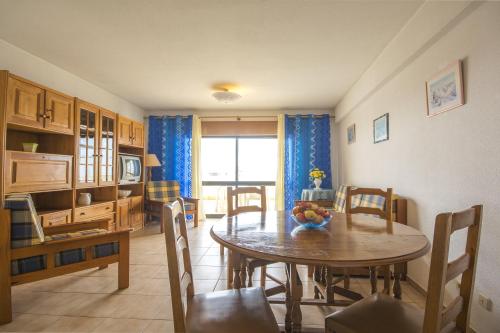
[426,60,464,117]
[373,113,389,143]
[347,124,356,144]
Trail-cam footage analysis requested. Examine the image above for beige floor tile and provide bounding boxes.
[192,265,224,280]
[142,319,175,333]
[116,277,170,296]
[0,313,60,332]
[41,316,104,332]
[91,318,151,332]
[197,254,227,266]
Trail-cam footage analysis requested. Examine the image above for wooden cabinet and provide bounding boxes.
[118,116,144,148]
[116,198,131,230]
[74,201,114,222]
[6,76,44,129]
[6,76,74,135]
[99,109,116,186]
[44,90,74,134]
[4,151,73,193]
[131,122,144,148]
[39,209,72,228]
[75,100,99,188]
[130,196,144,230]
[116,196,143,231]
[118,116,133,146]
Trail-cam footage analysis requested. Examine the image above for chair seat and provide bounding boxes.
[186,287,279,333]
[325,293,424,333]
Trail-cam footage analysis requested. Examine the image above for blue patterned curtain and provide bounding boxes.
[148,116,193,197]
[284,114,332,210]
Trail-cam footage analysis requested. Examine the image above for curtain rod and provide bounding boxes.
[146,114,335,120]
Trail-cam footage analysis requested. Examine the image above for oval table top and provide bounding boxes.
[210,211,430,267]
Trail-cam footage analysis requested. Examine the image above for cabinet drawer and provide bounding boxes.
[4,151,72,193]
[75,202,114,222]
[40,209,72,228]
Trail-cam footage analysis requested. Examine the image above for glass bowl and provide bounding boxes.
[290,215,331,229]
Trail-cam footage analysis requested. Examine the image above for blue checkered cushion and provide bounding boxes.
[333,185,362,213]
[92,242,120,258]
[359,194,386,210]
[146,181,180,202]
[55,248,86,267]
[5,194,44,248]
[11,255,47,276]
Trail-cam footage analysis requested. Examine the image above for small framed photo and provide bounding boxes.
[373,113,389,144]
[426,60,464,117]
[347,124,356,144]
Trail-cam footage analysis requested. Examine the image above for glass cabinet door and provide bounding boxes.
[99,110,116,185]
[76,102,99,188]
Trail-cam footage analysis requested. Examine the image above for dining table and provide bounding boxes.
[210,210,430,332]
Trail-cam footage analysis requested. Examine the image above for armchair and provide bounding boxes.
[145,181,199,231]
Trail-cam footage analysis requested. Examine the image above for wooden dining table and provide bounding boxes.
[210,210,430,332]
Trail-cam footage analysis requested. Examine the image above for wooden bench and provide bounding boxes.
[0,210,130,324]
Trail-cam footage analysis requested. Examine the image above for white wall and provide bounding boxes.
[0,39,144,121]
[334,2,500,332]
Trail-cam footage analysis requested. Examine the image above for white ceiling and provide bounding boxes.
[0,0,422,110]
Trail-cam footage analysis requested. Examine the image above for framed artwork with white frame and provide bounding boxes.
[373,113,389,144]
[426,60,464,117]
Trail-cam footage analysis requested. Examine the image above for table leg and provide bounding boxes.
[290,264,303,332]
[285,264,292,332]
[232,251,242,289]
[382,265,391,294]
[369,266,378,294]
[393,263,403,300]
[325,266,334,304]
[240,255,247,288]
[227,250,233,289]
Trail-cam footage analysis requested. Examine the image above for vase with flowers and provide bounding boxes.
[309,167,326,190]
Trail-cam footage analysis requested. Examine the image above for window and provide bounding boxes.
[201,137,277,215]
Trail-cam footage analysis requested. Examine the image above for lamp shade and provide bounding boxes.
[145,154,161,167]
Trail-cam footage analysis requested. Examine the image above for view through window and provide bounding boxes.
[201,137,277,216]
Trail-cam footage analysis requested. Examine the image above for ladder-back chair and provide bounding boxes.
[163,198,279,333]
[326,205,483,333]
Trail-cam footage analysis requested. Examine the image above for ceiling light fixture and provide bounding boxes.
[212,88,242,104]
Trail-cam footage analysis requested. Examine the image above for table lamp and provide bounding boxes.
[145,153,161,181]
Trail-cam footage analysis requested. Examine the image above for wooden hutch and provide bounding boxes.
[0,71,145,232]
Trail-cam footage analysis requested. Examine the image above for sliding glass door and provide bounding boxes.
[201,137,277,216]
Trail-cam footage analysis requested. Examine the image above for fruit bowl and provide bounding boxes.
[291,202,332,230]
[291,215,331,229]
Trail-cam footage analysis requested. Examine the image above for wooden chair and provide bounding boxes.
[325,205,483,333]
[224,186,275,289]
[145,180,199,231]
[163,198,280,333]
[346,186,393,293]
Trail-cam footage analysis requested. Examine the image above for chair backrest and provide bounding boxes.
[163,198,194,333]
[227,186,266,217]
[345,186,392,221]
[423,205,483,333]
[146,180,180,202]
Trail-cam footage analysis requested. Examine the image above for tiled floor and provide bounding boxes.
[1,219,426,332]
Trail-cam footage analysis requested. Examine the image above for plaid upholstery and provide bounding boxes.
[55,249,86,267]
[359,194,386,210]
[5,194,44,248]
[146,181,180,202]
[146,180,196,212]
[11,255,47,276]
[92,242,120,258]
[333,185,362,213]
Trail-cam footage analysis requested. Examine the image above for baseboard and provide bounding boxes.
[406,275,427,297]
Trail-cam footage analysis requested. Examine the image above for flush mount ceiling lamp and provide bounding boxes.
[212,88,242,104]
